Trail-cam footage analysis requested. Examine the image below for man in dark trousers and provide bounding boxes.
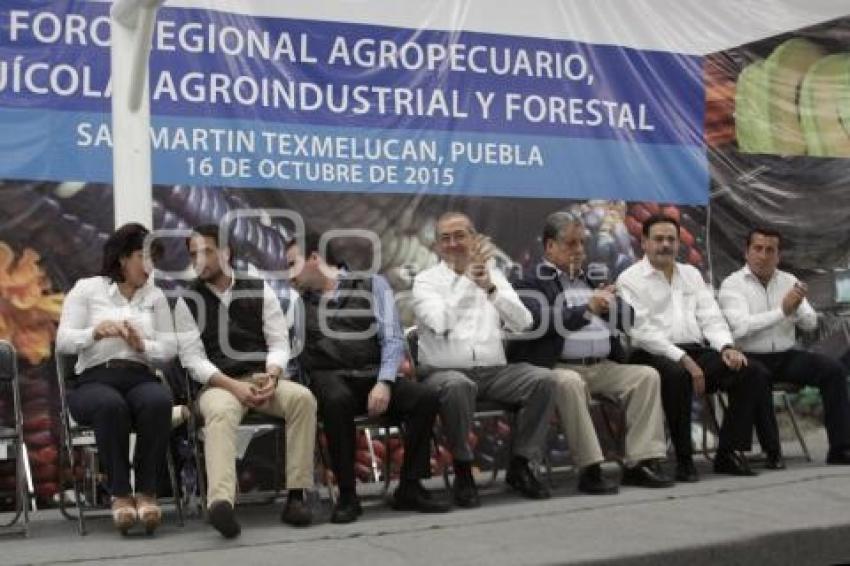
[720,227,850,465]
[285,232,449,523]
[617,214,781,481]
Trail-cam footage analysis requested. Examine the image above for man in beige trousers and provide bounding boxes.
[509,212,672,490]
[174,224,316,538]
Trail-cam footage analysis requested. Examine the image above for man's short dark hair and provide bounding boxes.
[285,231,342,267]
[101,222,161,282]
[542,211,583,248]
[746,227,782,250]
[185,224,235,265]
[641,213,681,238]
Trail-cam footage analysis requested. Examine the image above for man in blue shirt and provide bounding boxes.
[285,232,449,523]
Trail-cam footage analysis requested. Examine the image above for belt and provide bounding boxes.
[561,356,605,366]
[90,359,152,373]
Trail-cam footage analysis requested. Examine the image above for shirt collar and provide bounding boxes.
[107,279,121,298]
[107,277,151,300]
[639,256,679,280]
[742,264,777,285]
[205,276,234,298]
[541,258,585,282]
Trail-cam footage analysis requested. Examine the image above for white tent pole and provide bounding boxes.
[109,0,165,229]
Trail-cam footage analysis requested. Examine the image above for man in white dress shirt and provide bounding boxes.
[617,214,780,481]
[719,227,850,465]
[173,225,317,538]
[413,212,556,507]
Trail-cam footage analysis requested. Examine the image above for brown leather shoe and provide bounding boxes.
[111,496,137,535]
[135,494,162,535]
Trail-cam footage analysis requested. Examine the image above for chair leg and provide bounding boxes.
[434,435,452,492]
[18,443,29,537]
[702,394,724,463]
[165,449,184,526]
[316,429,336,507]
[59,431,88,535]
[191,424,208,519]
[782,391,812,462]
[363,428,381,484]
[381,428,393,498]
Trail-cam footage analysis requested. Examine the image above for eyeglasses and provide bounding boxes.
[438,230,471,245]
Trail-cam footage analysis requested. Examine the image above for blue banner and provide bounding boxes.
[0,0,708,203]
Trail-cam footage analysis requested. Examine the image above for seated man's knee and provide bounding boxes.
[318,386,354,414]
[438,372,477,399]
[288,383,317,411]
[552,368,586,394]
[200,393,242,427]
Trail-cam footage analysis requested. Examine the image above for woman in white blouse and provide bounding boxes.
[56,223,177,535]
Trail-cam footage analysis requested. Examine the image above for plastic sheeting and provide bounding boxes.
[704,16,850,303]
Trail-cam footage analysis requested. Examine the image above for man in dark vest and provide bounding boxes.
[285,232,449,523]
[174,225,317,538]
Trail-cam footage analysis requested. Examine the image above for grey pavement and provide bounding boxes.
[3,430,850,566]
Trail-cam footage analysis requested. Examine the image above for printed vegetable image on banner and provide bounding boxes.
[705,15,850,371]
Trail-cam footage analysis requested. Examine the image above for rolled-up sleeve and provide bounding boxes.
[56,279,97,354]
[371,275,405,382]
[174,297,220,385]
[262,283,290,373]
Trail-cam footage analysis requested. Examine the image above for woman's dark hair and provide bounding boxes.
[101,223,162,282]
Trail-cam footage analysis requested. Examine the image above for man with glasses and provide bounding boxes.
[510,211,672,491]
[413,212,556,507]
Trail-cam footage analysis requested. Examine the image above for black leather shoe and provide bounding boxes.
[330,496,363,524]
[505,460,550,500]
[577,463,619,494]
[392,483,451,513]
[622,460,674,488]
[281,495,313,526]
[826,448,850,465]
[714,451,757,476]
[453,471,481,508]
[764,452,786,470]
[208,500,241,539]
[675,459,699,482]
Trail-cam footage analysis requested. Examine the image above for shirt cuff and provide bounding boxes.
[193,361,221,384]
[666,344,686,362]
[266,352,289,373]
[377,370,398,383]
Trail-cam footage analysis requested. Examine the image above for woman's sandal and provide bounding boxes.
[135,494,162,535]
[111,496,137,534]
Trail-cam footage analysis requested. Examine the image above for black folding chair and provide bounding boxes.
[55,354,185,535]
[0,341,29,536]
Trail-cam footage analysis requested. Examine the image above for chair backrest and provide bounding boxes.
[0,341,22,429]
[54,353,78,427]
[404,326,419,367]
[0,340,18,385]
